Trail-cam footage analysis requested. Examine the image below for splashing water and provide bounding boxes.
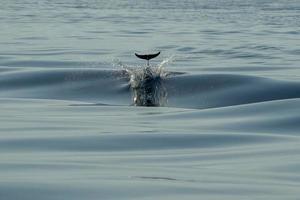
[115,56,175,106]
[129,66,167,107]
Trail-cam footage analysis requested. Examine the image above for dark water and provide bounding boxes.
[1,0,300,199]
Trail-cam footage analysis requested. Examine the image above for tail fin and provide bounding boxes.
[135,52,160,61]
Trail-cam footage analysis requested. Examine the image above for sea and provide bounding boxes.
[0,0,300,199]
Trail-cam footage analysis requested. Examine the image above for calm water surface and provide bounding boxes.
[0,0,300,199]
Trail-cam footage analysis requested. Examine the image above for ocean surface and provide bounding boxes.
[1,0,300,199]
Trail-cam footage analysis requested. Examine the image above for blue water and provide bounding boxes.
[1,0,300,199]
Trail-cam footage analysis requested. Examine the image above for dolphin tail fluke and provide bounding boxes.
[135,52,160,66]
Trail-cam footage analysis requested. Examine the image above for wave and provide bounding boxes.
[0,67,300,109]
[0,132,284,152]
[166,73,300,109]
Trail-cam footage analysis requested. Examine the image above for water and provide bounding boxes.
[1,0,300,199]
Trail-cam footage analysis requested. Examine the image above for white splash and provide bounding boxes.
[116,56,175,106]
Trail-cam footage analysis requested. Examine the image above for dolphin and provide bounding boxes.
[135,52,160,66]
[132,52,165,106]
